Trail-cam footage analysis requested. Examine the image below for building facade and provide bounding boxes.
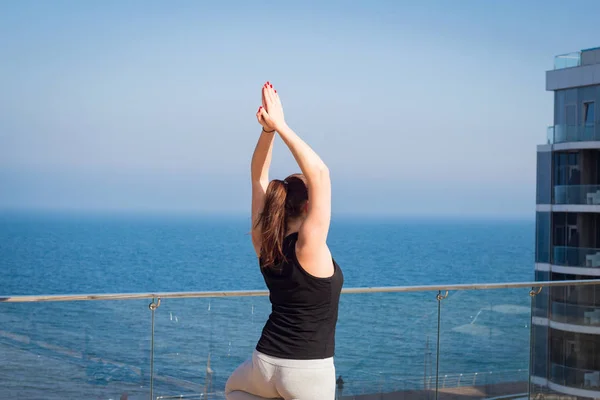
[532,47,600,399]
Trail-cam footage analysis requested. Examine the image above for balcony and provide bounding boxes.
[550,363,600,391]
[554,52,582,70]
[1,279,599,400]
[553,185,600,205]
[553,246,600,268]
[551,301,600,326]
[547,125,598,144]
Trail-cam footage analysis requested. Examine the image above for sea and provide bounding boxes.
[0,212,535,399]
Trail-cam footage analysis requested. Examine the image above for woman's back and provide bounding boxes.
[257,232,344,360]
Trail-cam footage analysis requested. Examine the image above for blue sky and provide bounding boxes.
[1,0,599,217]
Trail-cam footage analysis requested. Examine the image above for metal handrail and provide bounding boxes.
[1,279,598,303]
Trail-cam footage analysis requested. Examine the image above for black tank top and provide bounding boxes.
[256,232,344,360]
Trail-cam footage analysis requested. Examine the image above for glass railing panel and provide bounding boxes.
[153,291,440,399]
[551,301,600,327]
[438,288,531,399]
[551,364,600,391]
[554,52,581,70]
[0,299,152,400]
[553,246,600,267]
[553,185,600,205]
[335,291,439,398]
[151,296,271,399]
[547,126,555,144]
[553,124,598,143]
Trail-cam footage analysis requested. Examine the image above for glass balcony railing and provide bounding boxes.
[553,185,600,205]
[1,279,599,400]
[551,301,600,326]
[550,363,600,391]
[547,124,598,144]
[554,52,581,70]
[553,246,600,267]
[547,126,555,144]
[152,291,443,398]
[438,286,531,398]
[0,299,153,399]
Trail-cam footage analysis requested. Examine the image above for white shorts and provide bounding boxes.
[225,350,336,400]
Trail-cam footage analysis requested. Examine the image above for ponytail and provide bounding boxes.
[256,179,288,267]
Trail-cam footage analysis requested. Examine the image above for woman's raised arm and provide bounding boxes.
[260,83,333,277]
[250,85,277,256]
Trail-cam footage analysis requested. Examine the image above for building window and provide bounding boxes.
[531,324,548,377]
[584,102,595,126]
[553,212,579,247]
[549,329,600,386]
[533,271,549,318]
[536,212,551,264]
[550,272,600,308]
[566,104,577,126]
[596,214,600,247]
[536,151,552,204]
[553,152,580,187]
[554,153,564,186]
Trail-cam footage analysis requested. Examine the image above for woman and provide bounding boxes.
[225,82,343,400]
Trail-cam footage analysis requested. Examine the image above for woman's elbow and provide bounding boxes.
[317,164,330,180]
[306,163,329,183]
[313,162,328,176]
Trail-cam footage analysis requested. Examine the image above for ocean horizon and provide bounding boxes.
[0,208,535,220]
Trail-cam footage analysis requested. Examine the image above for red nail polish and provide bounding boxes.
[269,84,273,88]
[274,90,277,93]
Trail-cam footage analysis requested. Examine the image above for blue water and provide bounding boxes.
[0,212,535,399]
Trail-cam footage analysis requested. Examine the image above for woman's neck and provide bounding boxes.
[286,218,304,236]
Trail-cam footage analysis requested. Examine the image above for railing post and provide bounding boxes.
[435,290,448,400]
[149,297,161,400]
[528,287,542,400]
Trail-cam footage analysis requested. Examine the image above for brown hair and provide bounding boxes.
[256,174,308,268]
